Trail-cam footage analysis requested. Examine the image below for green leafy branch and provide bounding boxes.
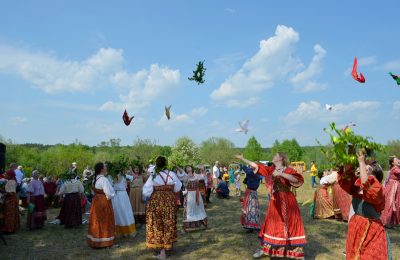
[317,122,385,167]
[188,61,206,85]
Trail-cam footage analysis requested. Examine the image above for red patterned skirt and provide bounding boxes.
[27,195,47,230]
[380,179,400,226]
[241,188,260,230]
[59,193,82,228]
[313,185,334,219]
[87,189,115,248]
[259,191,306,259]
[346,215,389,260]
[146,185,178,250]
[332,182,352,221]
[3,193,20,233]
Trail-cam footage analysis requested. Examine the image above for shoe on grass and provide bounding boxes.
[253,249,264,258]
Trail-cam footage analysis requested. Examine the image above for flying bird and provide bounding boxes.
[352,57,365,83]
[389,72,400,85]
[325,104,333,111]
[122,109,134,126]
[165,105,172,120]
[235,120,249,134]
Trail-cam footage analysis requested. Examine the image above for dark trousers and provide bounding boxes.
[311,176,316,188]
[206,188,212,202]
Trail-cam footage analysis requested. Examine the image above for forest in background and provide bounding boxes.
[1,134,399,177]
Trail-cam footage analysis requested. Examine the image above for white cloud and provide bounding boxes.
[224,8,236,14]
[344,56,377,76]
[100,64,180,111]
[190,107,208,117]
[290,44,327,92]
[382,60,400,71]
[10,116,27,125]
[0,44,124,93]
[211,25,327,107]
[291,44,326,84]
[283,100,381,125]
[358,56,377,66]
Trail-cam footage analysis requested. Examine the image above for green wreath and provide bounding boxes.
[188,61,206,85]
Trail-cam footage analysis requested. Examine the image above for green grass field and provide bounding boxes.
[2,175,399,260]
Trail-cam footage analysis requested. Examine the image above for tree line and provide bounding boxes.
[1,135,399,177]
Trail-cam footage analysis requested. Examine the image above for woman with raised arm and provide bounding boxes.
[338,152,390,259]
[143,156,182,259]
[236,153,306,259]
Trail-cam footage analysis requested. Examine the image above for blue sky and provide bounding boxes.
[0,1,399,147]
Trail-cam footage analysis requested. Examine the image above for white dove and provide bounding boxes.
[325,104,333,111]
[235,120,249,134]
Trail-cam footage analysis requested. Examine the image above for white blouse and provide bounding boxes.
[94,175,115,200]
[142,170,182,198]
[59,180,84,194]
[194,173,205,181]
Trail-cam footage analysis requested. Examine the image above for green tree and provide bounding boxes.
[243,136,265,161]
[170,137,200,167]
[270,138,303,162]
[199,137,235,166]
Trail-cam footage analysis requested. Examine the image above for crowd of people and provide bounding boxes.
[0,151,399,259]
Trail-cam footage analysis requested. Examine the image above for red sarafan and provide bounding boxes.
[352,57,365,83]
[122,109,134,126]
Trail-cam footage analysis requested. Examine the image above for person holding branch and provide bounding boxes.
[338,150,390,259]
[235,153,306,259]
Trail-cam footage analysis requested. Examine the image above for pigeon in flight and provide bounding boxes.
[235,120,249,134]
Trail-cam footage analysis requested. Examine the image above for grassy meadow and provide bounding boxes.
[1,174,399,260]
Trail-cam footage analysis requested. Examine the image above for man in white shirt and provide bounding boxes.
[212,161,220,190]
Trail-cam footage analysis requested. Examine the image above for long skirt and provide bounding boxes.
[346,215,390,260]
[332,182,352,221]
[129,187,146,224]
[241,188,260,230]
[381,179,400,226]
[259,191,306,259]
[112,190,136,236]
[313,185,334,219]
[146,185,177,250]
[59,193,82,228]
[27,195,47,230]
[3,193,20,233]
[87,192,115,248]
[183,190,207,231]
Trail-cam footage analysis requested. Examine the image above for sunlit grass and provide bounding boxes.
[2,173,399,259]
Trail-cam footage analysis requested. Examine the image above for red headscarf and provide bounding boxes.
[6,170,16,181]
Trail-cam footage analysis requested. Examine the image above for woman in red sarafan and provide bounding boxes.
[236,152,306,259]
[338,152,391,260]
[381,156,400,227]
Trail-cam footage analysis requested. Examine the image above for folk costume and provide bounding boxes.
[338,165,390,260]
[87,175,116,248]
[256,164,306,259]
[182,175,207,232]
[240,164,261,231]
[143,170,182,251]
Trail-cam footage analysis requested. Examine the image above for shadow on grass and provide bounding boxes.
[2,182,399,260]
